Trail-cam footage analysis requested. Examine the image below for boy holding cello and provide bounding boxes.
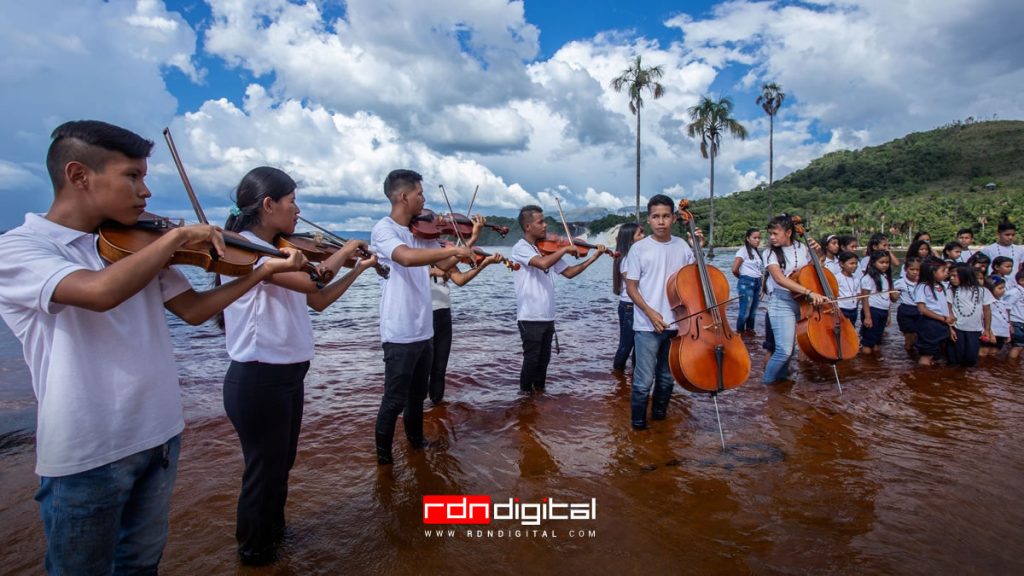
[0,120,307,574]
[623,195,700,429]
[510,204,607,393]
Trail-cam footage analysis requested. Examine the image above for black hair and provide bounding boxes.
[647,194,674,212]
[838,235,858,252]
[866,232,888,254]
[838,250,859,264]
[904,239,932,262]
[767,215,794,270]
[224,167,297,233]
[985,275,1006,293]
[822,234,840,257]
[949,263,980,304]
[997,221,1017,233]
[744,228,761,260]
[612,222,642,296]
[865,250,893,292]
[919,256,948,298]
[912,231,931,243]
[518,205,543,231]
[967,252,990,268]
[904,255,923,269]
[942,241,963,259]
[383,169,423,202]
[46,120,154,191]
[1017,269,1024,283]
[956,228,974,238]
[992,256,1014,270]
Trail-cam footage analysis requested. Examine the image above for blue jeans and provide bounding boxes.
[632,330,677,426]
[613,301,635,371]
[764,291,800,383]
[736,275,761,332]
[35,435,181,575]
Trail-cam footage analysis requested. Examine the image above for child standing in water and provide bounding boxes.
[612,222,645,372]
[894,257,922,352]
[980,276,1010,357]
[1006,270,1024,360]
[732,228,764,334]
[859,251,897,355]
[914,257,954,366]
[946,264,993,367]
[836,251,862,327]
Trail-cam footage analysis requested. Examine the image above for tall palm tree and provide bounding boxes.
[610,55,665,223]
[686,96,748,257]
[756,82,785,214]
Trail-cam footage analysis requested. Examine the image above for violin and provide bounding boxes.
[437,240,519,271]
[98,213,328,287]
[535,234,619,258]
[295,216,389,278]
[666,200,750,396]
[790,216,859,367]
[409,209,509,239]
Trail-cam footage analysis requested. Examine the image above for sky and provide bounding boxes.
[1,0,1023,231]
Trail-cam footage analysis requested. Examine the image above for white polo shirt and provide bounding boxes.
[222,232,314,364]
[510,239,568,321]
[0,213,190,477]
[623,235,694,332]
[371,217,434,343]
[981,243,1024,275]
[915,283,950,317]
[894,277,919,306]
[836,271,862,311]
[860,273,894,310]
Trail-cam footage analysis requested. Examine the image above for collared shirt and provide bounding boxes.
[837,271,862,311]
[915,283,950,317]
[860,273,894,310]
[510,239,569,321]
[623,236,694,332]
[0,213,190,476]
[894,278,920,306]
[222,231,314,364]
[371,217,434,343]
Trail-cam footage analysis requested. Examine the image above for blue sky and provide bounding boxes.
[1,0,1022,231]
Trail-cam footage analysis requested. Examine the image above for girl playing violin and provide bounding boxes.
[511,204,607,393]
[762,215,828,384]
[0,121,307,575]
[427,216,504,405]
[612,222,645,372]
[219,166,379,565]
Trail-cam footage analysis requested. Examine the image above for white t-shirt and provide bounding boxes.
[990,297,1010,337]
[836,271,862,311]
[765,243,812,295]
[431,277,451,310]
[623,236,694,332]
[733,246,764,278]
[981,243,1024,275]
[0,213,191,477]
[955,249,974,263]
[371,217,434,343]
[617,259,632,303]
[950,286,994,332]
[823,255,842,278]
[915,283,950,317]
[1005,283,1024,323]
[894,278,919,307]
[510,239,568,321]
[860,273,894,310]
[223,232,314,364]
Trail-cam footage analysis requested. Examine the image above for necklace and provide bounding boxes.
[952,287,979,319]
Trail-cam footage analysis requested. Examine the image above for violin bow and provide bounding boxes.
[438,184,476,268]
[554,197,579,256]
[465,184,480,219]
[163,128,210,226]
[666,295,742,327]
[297,216,391,279]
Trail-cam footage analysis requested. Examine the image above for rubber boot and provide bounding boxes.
[375,432,394,465]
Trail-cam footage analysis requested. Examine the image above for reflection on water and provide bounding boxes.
[1,252,1022,574]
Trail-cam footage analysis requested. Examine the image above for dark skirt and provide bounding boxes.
[947,329,981,367]
[840,307,858,327]
[896,303,920,334]
[859,306,889,347]
[915,316,950,357]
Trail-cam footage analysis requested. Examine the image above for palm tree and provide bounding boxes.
[610,55,665,223]
[756,82,785,214]
[686,96,748,257]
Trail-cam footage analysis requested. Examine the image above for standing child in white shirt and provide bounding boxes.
[914,257,955,366]
[731,227,763,334]
[835,251,862,328]
[894,257,923,352]
[946,264,993,367]
[980,276,1010,357]
[1005,270,1024,360]
[859,251,898,355]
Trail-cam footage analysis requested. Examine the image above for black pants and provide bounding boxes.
[223,360,309,558]
[429,308,453,403]
[377,339,432,446]
[518,320,555,391]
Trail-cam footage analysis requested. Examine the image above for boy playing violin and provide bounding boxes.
[0,120,306,574]
[510,205,607,393]
[369,169,472,465]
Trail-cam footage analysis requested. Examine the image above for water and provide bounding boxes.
[1,252,1022,575]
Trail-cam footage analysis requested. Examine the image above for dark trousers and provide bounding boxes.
[429,308,453,403]
[377,339,432,447]
[613,302,635,371]
[841,307,859,327]
[518,320,555,391]
[947,329,981,367]
[223,360,309,558]
[859,306,889,347]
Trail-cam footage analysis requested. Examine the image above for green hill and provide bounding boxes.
[590,119,1024,247]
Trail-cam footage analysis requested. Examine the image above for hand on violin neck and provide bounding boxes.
[262,247,309,276]
[174,224,226,259]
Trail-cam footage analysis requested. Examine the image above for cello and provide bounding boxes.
[790,216,859,392]
[666,200,750,448]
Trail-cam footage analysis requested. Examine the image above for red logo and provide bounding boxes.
[423,495,492,524]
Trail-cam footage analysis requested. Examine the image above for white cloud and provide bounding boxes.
[583,187,625,210]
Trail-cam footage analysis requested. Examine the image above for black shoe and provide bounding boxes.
[651,410,667,421]
[631,422,647,431]
[407,437,430,449]
[239,547,277,566]
[375,432,394,465]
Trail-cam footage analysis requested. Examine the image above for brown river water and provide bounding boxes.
[0,252,1022,575]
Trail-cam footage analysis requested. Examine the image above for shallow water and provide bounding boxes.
[1,252,1022,575]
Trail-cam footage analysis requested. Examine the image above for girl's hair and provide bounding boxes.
[949,263,980,303]
[838,250,859,264]
[992,255,1013,270]
[967,251,991,268]
[612,222,641,296]
[838,235,858,252]
[912,231,931,243]
[985,275,1006,294]
[919,256,948,297]
[941,241,962,259]
[767,215,794,270]
[744,227,762,260]
[904,255,923,269]
[866,232,888,253]
[904,239,931,262]
[224,166,297,232]
[865,250,893,292]
[823,234,840,257]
